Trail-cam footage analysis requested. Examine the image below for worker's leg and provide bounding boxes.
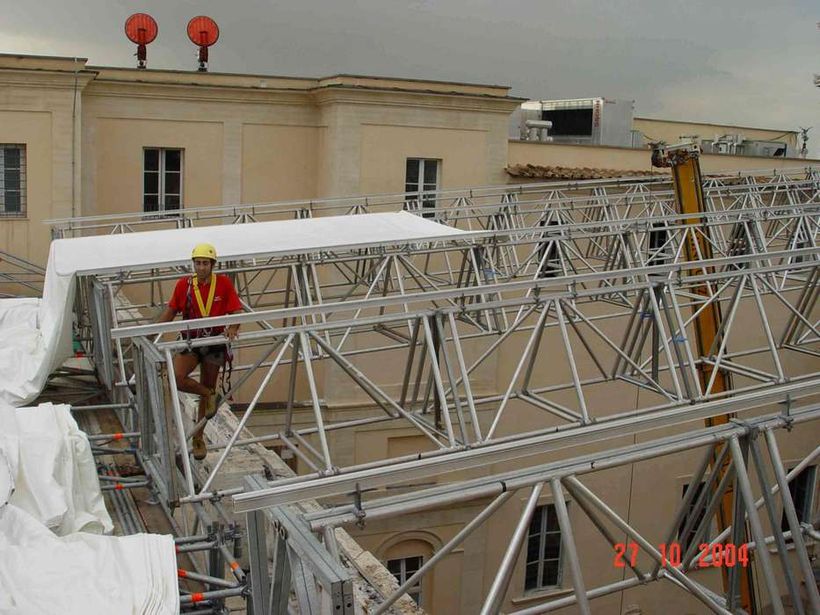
[198,361,221,419]
[172,351,210,396]
[199,358,220,392]
[196,346,225,429]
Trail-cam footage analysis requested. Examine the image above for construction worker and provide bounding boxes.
[157,243,242,460]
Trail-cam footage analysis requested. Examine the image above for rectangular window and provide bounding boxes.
[537,218,562,278]
[0,145,26,217]
[648,222,671,265]
[144,148,183,213]
[387,556,423,605]
[781,465,816,532]
[678,482,710,548]
[405,158,440,219]
[525,504,563,591]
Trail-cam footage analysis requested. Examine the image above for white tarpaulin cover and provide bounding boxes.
[0,211,466,405]
[0,504,179,615]
[0,403,179,614]
[0,402,112,535]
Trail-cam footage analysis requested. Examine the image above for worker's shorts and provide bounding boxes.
[180,344,227,366]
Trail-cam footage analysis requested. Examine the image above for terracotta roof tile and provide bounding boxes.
[505,164,665,180]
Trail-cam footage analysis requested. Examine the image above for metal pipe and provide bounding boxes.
[298,332,333,471]
[278,433,321,473]
[486,302,550,439]
[113,248,817,342]
[309,331,446,447]
[447,311,483,441]
[652,443,717,577]
[480,483,544,615]
[175,541,218,553]
[564,476,731,615]
[71,402,133,411]
[234,387,820,513]
[728,436,785,615]
[511,574,649,614]
[374,491,514,615]
[101,480,150,491]
[697,443,820,546]
[550,478,590,614]
[763,430,820,613]
[554,300,590,422]
[200,334,294,493]
[178,568,240,589]
[434,313,469,443]
[422,316,456,446]
[748,437,804,614]
[179,587,245,604]
[164,348,196,495]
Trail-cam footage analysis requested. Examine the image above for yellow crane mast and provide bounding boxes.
[652,143,757,613]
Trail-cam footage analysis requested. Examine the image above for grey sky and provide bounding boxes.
[2,1,818,155]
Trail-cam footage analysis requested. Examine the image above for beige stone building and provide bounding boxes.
[0,53,811,269]
[1,53,817,615]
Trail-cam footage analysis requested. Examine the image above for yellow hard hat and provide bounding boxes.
[191,243,217,261]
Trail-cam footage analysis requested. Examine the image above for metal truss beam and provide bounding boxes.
[59,167,819,614]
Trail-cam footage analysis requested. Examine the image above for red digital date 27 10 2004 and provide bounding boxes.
[613,542,749,568]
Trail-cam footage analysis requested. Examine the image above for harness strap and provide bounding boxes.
[193,273,217,317]
[219,342,234,400]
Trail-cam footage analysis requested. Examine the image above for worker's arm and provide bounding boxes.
[223,278,243,341]
[156,305,177,323]
[225,310,241,341]
[159,279,184,324]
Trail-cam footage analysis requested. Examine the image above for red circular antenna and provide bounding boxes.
[125,13,158,45]
[187,16,219,47]
[124,13,158,69]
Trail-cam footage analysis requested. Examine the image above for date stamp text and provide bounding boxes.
[613,542,749,568]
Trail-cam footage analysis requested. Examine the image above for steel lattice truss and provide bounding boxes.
[0,249,45,297]
[65,168,819,614]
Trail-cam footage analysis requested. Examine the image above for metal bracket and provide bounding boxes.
[353,482,366,528]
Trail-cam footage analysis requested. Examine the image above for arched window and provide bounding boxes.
[383,537,436,608]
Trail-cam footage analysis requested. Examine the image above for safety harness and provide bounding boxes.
[183,273,234,398]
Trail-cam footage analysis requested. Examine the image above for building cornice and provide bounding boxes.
[0,53,90,72]
[84,81,314,106]
[0,53,521,112]
[635,116,798,136]
[317,74,511,98]
[89,66,317,91]
[0,68,97,90]
[310,86,523,114]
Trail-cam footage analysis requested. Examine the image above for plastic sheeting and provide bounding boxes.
[0,404,179,614]
[47,211,467,276]
[0,211,465,406]
[0,504,179,615]
[0,402,112,535]
[0,265,73,406]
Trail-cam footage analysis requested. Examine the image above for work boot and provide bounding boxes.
[192,433,207,460]
[199,389,218,421]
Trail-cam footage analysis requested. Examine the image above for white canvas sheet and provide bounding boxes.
[0,402,112,535]
[48,211,467,275]
[0,212,465,405]
[0,504,178,615]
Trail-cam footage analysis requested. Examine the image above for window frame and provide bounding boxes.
[781,464,817,534]
[524,503,564,593]
[143,147,184,214]
[0,144,27,218]
[386,555,424,605]
[678,481,713,549]
[405,158,441,219]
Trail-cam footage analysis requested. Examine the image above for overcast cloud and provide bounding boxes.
[2,1,818,155]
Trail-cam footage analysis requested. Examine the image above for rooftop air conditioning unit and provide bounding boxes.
[514,98,634,147]
[741,140,789,158]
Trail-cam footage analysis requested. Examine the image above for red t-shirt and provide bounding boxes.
[168,274,242,337]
